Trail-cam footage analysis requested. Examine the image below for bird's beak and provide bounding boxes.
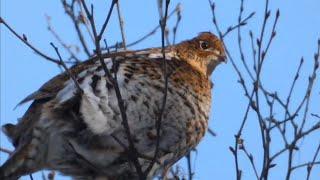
[217,52,227,63]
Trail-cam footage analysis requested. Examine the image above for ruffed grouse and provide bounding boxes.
[0,32,226,179]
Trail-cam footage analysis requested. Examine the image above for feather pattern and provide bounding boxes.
[0,32,226,179]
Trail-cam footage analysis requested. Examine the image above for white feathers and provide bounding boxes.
[80,76,118,135]
[55,57,120,134]
[80,89,111,134]
[133,50,175,60]
[56,58,113,104]
[148,52,175,60]
[56,79,77,103]
[54,53,179,135]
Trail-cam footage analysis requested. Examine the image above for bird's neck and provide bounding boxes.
[184,59,208,76]
[173,44,210,77]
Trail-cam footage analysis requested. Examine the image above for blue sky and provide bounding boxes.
[1,0,320,179]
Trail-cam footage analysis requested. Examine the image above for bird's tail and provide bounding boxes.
[1,101,48,179]
[1,122,48,180]
[2,123,19,147]
[0,142,43,180]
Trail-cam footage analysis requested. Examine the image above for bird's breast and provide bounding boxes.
[54,56,212,151]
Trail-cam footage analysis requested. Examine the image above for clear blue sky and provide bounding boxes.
[1,0,320,179]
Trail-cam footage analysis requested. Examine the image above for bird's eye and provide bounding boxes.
[200,41,210,50]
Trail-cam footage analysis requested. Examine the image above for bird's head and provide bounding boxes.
[175,32,226,76]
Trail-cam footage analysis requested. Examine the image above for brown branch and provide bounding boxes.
[157,0,164,19]
[209,1,259,178]
[61,0,91,57]
[172,3,182,45]
[285,122,320,180]
[298,39,320,134]
[241,145,259,179]
[50,43,83,93]
[208,1,251,97]
[223,11,255,38]
[282,57,304,132]
[77,1,95,43]
[271,116,320,163]
[209,1,319,180]
[186,152,194,180]
[0,147,12,155]
[306,142,320,180]
[311,113,320,119]
[106,5,180,50]
[291,162,320,171]
[1,17,60,64]
[45,14,81,63]
[237,0,255,81]
[207,128,217,137]
[98,0,118,39]
[115,0,127,50]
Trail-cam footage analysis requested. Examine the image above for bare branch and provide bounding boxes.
[1,17,60,64]
[241,145,259,180]
[291,161,320,171]
[186,152,194,180]
[61,0,91,57]
[115,0,127,50]
[208,128,217,137]
[50,42,83,93]
[45,14,81,63]
[306,142,320,179]
[172,3,182,45]
[222,12,255,38]
[106,5,180,49]
[98,0,118,39]
[0,147,12,155]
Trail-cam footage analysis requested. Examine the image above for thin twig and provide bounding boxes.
[0,147,12,154]
[208,1,319,180]
[306,142,320,180]
[50,43,83,93]
[172,3,181,45]
[45,14,81,63]
[106,5,180,49]
[223,12,255,38]
[61,0,91,57]
[298,39,320,134]
[208,128,217,137]
[77,0,95,43]
[115,0,127,50]
[98,0,118,39]
[1,17,60,64]
[291,161,320,171]
[283,57,304,132]
[186,152,194,180]
[311,113,320,119]
[241,145,259,180]
[236,0,255,80]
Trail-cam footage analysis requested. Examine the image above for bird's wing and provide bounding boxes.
[3,59,99,145]
[16,59,98,106]
[6,50,175,145]
[15,50,158,106]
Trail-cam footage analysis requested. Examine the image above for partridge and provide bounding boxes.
[0,32,226,179]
